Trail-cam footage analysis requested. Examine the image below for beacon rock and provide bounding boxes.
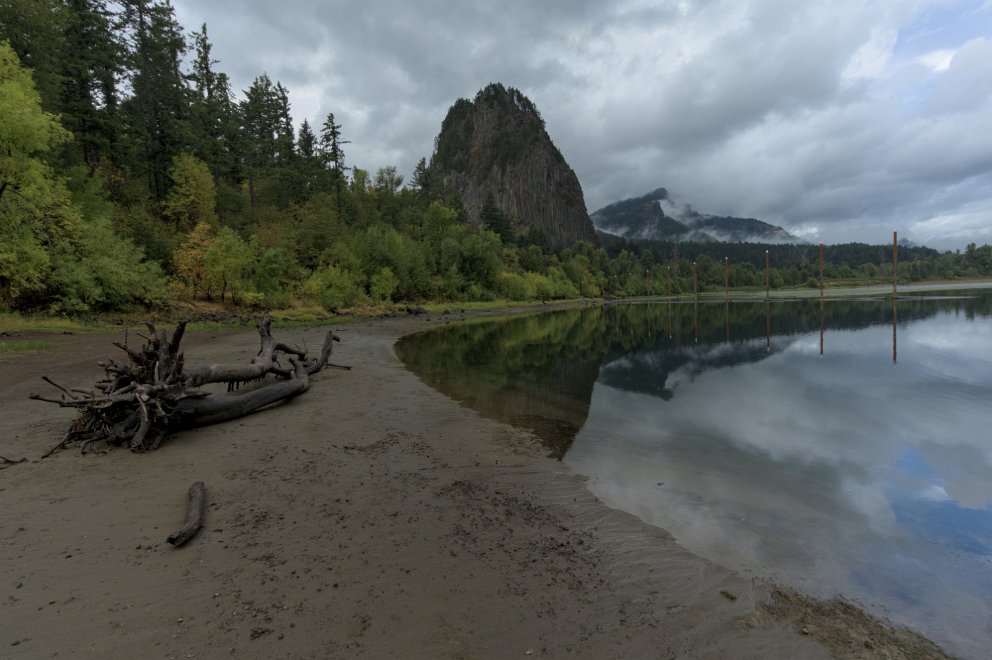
[429,83,598,250]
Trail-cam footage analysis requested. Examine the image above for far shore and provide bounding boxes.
[0,305,959,658]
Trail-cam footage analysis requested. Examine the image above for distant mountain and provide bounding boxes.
[590,188,798,243]
[429,83,598,250]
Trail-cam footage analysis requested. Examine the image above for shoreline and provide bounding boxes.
[0,312,951,658]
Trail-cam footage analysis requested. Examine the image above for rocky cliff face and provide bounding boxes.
[429,84,597,250]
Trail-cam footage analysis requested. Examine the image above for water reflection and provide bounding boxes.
[396,289,992,657]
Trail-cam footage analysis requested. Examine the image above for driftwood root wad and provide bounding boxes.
[167,481,206,547]
[32,316,345,455]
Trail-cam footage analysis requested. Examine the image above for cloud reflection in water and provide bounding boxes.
[566,298,992,658]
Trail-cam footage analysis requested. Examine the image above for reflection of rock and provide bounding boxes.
[598,342,782,400]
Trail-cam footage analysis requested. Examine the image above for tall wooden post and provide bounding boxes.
[765,249,770,299]
[893,231,898,299]
[692,261,698,301]
[724,257,729,302]
[819,243,824,301]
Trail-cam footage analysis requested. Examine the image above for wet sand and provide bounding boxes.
[0,312,951,658]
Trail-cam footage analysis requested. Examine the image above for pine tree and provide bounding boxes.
[58,0,123,170]
[295,118,323,201]
[0,0,66,112]
[273,82,295,165]
[240,73,285,207]
[481,192,513,243]
[187,23,240,180]
[117,0,189,200]
[410,157,430,195]
[319,112,349,205]
[297,119,316,160]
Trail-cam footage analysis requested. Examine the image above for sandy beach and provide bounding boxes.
[0,312,951,658]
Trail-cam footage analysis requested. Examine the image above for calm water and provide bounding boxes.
[396,288,992,657]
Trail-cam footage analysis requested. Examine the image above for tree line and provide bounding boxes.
[2,1,991,314]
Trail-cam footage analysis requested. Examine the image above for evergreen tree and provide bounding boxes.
[297,119,316,159]
[0,0,66,111]
[187,23,240,181]
[295,118,323,200]
[319,111,348,204]
[410,157,430,196]
[273,82,295,164]
[58,0,122,170]
[240,73,283,207]
[117,0,189,200]
[481,192,513,243]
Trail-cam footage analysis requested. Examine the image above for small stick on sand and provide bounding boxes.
[167,481,206,547]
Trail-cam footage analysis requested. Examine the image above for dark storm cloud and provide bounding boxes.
[173,0,992,248]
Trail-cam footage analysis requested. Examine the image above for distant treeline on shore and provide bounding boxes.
[2,1,990,314]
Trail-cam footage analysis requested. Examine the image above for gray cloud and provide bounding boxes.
[173,0,992,249]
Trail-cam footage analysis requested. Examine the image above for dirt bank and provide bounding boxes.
[0,313,950,658]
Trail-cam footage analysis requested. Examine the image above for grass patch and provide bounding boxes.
[0,313,97,333]
[421,298,585,313]
[0,340,58,360]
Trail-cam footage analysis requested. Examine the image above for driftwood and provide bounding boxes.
[32,316,344,455]
[167,481,206,547]
[0,454,27,470]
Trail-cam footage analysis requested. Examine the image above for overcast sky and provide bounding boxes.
[172,0,992,249]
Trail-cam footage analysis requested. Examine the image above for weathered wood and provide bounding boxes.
[167,481,206,547]
[32,316,341,454]
[176,359,310,427]
[0,454,27,470]
[183,316,282,387]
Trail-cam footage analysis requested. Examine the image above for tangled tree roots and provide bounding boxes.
[32,316,345,455]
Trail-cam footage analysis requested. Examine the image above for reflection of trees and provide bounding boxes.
[396,310,608,458]
[396,291,991,456]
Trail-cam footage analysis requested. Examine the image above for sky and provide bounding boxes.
[172,0,992,249]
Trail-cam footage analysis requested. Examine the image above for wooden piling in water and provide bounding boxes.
[892,297,898,364]
[819,298,824,356]
[765,301,771,352]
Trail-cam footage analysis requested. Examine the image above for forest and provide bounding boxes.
[3,0,992,316]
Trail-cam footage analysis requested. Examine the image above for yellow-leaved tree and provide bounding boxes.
[0,39,72,309]
[163,153,217,231]
[1,40,166,312]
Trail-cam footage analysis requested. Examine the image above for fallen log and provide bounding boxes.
[167,481,206,547]
[31,316,345,455]
[176,358,310,427]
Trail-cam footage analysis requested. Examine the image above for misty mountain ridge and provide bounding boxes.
[591,188,799,244]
